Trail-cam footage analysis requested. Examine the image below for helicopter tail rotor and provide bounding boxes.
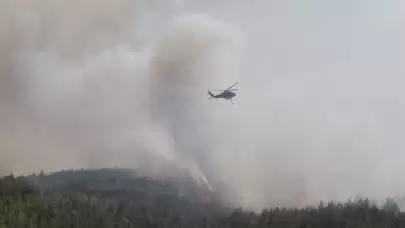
[207,90,215,99]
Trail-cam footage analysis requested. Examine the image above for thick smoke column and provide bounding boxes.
[148,14,243,189]
[2,0,405,213]
[0,0,242,192]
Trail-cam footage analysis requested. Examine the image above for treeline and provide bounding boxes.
[0,171,405,228]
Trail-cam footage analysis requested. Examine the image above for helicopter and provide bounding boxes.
[207,81,239,105]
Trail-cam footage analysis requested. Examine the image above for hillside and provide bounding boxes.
[0,169,404,228]
[25,168,217,204]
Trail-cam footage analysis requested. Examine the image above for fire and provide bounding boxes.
[203,193,211,203]
[297,195,303,209]
[297,189,306,209]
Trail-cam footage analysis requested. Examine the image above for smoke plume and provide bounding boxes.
[1,0,405,211]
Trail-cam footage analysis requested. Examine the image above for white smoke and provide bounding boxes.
[0,0,242,193]
[2,0,405,212]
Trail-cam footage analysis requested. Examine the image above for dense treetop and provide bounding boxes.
[0,169,404,228]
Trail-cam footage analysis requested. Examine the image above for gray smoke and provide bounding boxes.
[1,0,405,211]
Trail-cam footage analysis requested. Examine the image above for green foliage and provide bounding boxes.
[1,170,405,228]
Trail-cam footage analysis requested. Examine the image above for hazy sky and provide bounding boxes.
[1,0,405,211]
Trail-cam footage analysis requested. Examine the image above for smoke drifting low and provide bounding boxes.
[0,0,241,198]
[1,0,405,211]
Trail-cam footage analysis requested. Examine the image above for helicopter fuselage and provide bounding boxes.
[216,90,236,100]
[208,81,239,104]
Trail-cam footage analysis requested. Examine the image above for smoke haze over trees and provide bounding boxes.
[1,169,405,228]
[1,0,405,211]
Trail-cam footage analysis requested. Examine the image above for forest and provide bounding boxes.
[0,168,404,228]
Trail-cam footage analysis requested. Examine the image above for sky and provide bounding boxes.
[0,0,405,211]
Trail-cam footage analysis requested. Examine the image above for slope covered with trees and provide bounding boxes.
[0,169,404,228]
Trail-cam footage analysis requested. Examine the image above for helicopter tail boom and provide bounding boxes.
[207,90,216,99]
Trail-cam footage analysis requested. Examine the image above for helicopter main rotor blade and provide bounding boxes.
[225,81,239,90]
[215,88,238,92]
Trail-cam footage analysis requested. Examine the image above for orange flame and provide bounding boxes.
[203,193,211,203]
